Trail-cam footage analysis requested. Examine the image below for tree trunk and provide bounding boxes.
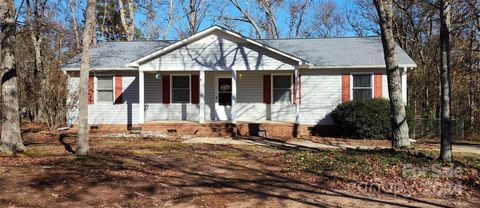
[77,0,97,156]
[439,0,453,162]
[119,0,135,41]
[26,0,45,122]
[0,0,26,154]
[374,0,410,148]
[69,0,81,51]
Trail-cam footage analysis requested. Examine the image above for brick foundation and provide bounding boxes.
[78,122,338,140]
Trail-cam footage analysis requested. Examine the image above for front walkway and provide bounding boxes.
[183,137,480,155]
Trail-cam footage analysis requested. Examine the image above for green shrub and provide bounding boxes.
[330,98,414,139]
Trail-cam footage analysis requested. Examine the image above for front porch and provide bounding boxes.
[137,70,302,125]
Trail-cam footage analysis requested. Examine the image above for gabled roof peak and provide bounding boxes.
[127,25,306,67]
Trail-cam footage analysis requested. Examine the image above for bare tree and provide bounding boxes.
[25,0,45,77]
[119,0,135,41]
[25,0,47,122]
[163,0,176,39]
[0,0,26,154]
[374,0,410,148]
[258,0,281,39]
[69,0,81,51]
[77,0,97,156]
[179,0,210,37]
[438,0,453,162]
[286,0,308,38]
[225,0,264,38]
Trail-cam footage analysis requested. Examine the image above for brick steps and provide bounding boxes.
[195,125,236,137]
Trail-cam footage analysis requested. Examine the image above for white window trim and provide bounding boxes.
[350,72,374,101]
[170,74,191,104]
[95,74,115,104]
[271,73,293,104]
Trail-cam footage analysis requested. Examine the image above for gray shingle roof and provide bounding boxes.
[62,41,176,69]
[259,37,416,67]
[63,36,416,70]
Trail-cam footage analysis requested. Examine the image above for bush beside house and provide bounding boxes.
[330,98,414,139]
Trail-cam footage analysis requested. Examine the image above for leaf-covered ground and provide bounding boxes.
[0,124,479,207]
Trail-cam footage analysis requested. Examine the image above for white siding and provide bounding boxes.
[67,69,392,125]
[67,72,200,124]
[141,31,295,71]
[88,72,139,124]
[299,70,342,125]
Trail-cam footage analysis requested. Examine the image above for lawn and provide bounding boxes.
[0,125,479,207]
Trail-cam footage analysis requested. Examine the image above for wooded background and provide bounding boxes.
[6,0,479,135]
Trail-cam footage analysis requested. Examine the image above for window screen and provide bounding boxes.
[272,75,292,103]
[172,76,190,103]
[97,76,113,102]
[352,74,372,100]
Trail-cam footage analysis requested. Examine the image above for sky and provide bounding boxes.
[131,0,371,39]
[14,0,374,40]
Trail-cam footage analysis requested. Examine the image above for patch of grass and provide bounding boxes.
[214,151,243,159]
[284,148,443,178]
[416,137,480,145]
[128,149,161,156]
[416,149,480,170]
[100,140,192,150]
[71,156,110,167]
[23,146,65,157]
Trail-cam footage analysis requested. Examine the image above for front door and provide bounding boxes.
[215,77,232,120]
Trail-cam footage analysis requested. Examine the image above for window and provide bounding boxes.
[171,75,190,103]
[272,75,292,103]
[352,74,372,100]
[97,76,113,102]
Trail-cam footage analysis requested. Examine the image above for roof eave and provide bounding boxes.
[62,67,138,72]
[307,64,417,69]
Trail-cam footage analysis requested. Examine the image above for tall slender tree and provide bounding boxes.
[118,0,135,41]
[0,0,26,154]
[373,0,410,148]
[77,0,97,156]
[438,0,453,162]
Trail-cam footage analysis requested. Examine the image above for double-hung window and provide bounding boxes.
[352,74,372,100]
[272,75,292,103]
[171,75,190,103]
[97,76,114,102]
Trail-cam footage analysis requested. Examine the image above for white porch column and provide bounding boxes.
[402,67,408,105]
[231,70,237,124]
[294,66,300,124]
[139,70,145,124]
[199,70,205,123]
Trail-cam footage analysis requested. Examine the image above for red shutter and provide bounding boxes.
[263,75,271,104]
[88,76,94,104]
[191,75,199,104]
[341,73,350,102]
[374,73,383,98]
[162,75,170,104]
[114,74,123,104]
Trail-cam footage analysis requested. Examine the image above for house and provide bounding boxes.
[62,26,416,138]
